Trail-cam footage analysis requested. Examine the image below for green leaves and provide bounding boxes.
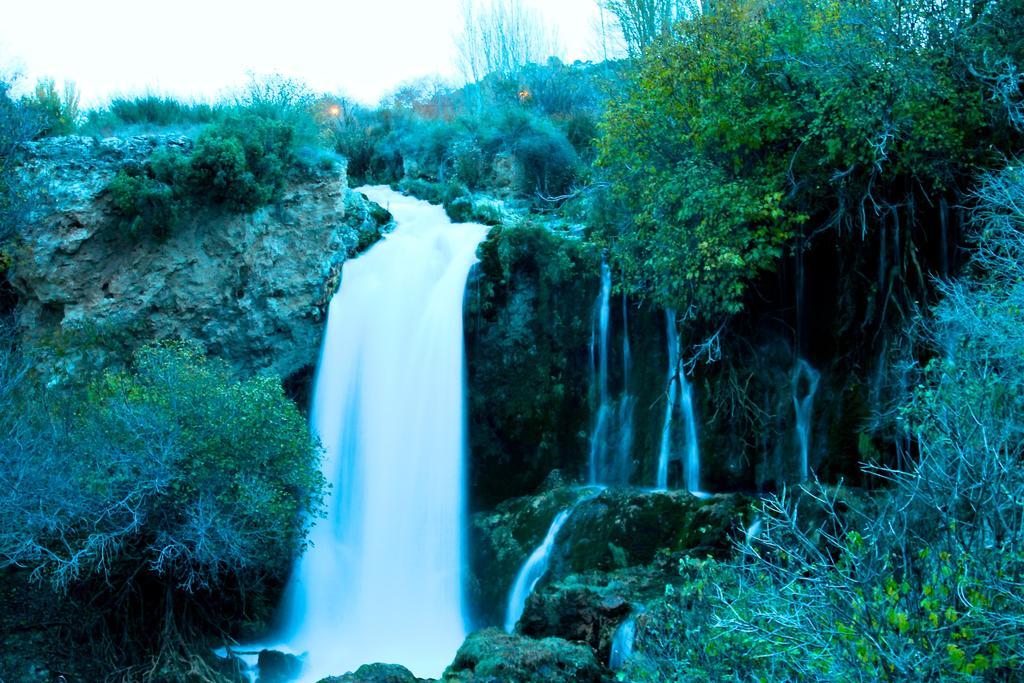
[598,0,1020,321]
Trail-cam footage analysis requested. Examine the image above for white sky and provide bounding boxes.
[0,0,605,107]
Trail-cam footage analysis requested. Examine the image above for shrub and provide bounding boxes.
[0,341,324,675]
[22,78,79,137]
[452,137,486,188]
[0,78,37,240]
[186,114,295,210]
[111,95,215,126]
[108,167,180,239]
[512,121,578,198]
[106,113,303,239]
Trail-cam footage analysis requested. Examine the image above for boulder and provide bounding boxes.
[256,649,303,683]
[443,628,605,683]
[470,487,751,627]
[318,662,419,683]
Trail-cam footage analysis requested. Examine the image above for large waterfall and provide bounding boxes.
[276,187,488,681]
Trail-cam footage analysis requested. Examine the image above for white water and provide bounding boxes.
[656,310,679,490]
[588,264,635,485]
[792,359,821,482]
[656,310,702,493]
[504,490,600,633]
[275,187,488,681]
[680,376,701,495]
[609,607,642,670]
[588,261,613,483]
[614,295,635,484]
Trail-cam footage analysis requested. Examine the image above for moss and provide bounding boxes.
[444,628,605,683]
[465,222,600,508]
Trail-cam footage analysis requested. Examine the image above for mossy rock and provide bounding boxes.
[518,550,701,664]
[549,489,751,578]
[318,663,419,682]
[468,484,600,627]
[443,628,606,683]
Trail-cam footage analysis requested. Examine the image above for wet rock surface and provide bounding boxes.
[318,662,421,683]
[443,628,606,683]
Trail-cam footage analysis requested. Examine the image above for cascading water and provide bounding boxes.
[504,490,600,633]
[588,263,635,485]
[792,359,821,482]
[274,187,488,681]
[656,310,702,493]
[588,262,613,484]
[609,606,643,670]
[656,310,679,490]
[680,376,701,494]
[614,295,635,484]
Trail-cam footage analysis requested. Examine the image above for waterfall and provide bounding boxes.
[588,263,634,485]
[275,187,488,681]
[588,262,612,483]
[615,295,635,484]
[656,310,701,493]
[504,490,600,633]
[792,359,821,482]
[609,606,643,670]
[680,376,701,495]
[656,310,679,490]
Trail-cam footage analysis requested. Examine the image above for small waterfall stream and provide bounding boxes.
[656,310,702,493]
[504,490,600,633]
[274,187,488,681]
[656,310,679,490]
[680,376,701,494]
[793,359,821,482]
[588,262,613,483]
[588,264,635,485]
[608,606,643,670]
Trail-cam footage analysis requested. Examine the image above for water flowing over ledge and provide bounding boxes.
[275,187,489,681]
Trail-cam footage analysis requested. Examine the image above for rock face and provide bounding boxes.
[443,628,606,683]
[470,486,750,628]
[10,134,390,381]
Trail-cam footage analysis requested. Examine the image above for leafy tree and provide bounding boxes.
[599,0,1022,322]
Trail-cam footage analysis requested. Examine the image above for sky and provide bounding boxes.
[0,0,605,106]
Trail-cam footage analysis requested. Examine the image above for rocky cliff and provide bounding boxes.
[9,135,390,381]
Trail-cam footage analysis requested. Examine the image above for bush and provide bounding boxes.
[108,167,180,239]
[0,341,324,675]
[106,113,303,239]
[22,78,79,137]
[0,78,37,241]
[513,121,578,198]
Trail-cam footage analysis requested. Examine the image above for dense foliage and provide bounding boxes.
[330,60,611,206]
[108,113,309,238]
[0,77,37,242]
[0,341,323,676]
[600,0,1024,320]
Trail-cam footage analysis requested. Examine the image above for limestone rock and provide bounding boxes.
[11,134,391,382]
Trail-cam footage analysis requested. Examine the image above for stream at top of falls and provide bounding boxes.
[267,187,489,682]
